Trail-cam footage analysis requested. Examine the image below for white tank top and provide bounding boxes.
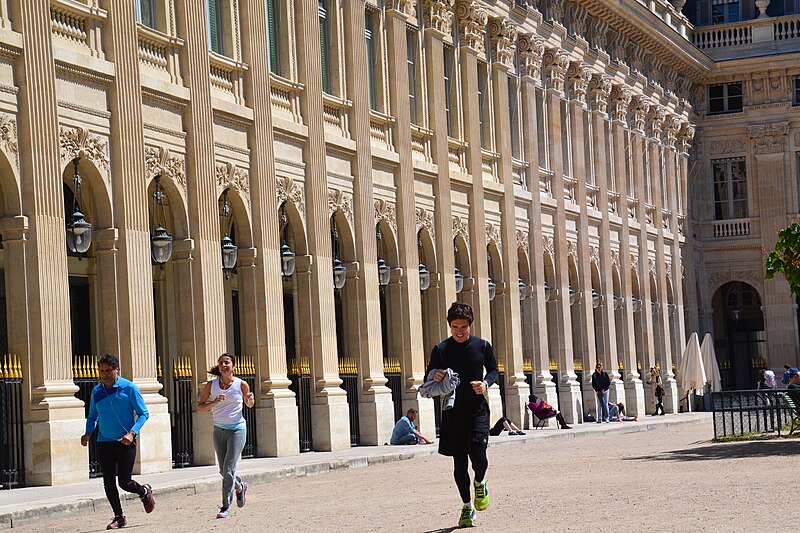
[210,377,246,428]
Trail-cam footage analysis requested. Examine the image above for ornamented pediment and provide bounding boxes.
[0,113,18,169]
[374,199,398,232]
[59,126,110,173]
[144,146,186,190]
[276,176,305,218]
[328,188,354,224]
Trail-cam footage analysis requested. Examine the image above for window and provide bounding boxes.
[708,83,742,114]
[444,44,455,137]
[478,62,487,148]
[365,9,378,111]
[794,76,800,106]
[508,74,521,160]
[267,0,282,75]
[713,158,747,220]
[319,0,331,93]
[535,87,547,169]
[137,0,156,28]
[712,0,740,24]
[208,0,224,54]
[407,29,420,125]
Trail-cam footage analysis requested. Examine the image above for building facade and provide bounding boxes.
[0,0,796,487]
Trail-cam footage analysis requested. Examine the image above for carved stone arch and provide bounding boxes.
[216,161,251,206]
[515,229,529,252]
[0,113,19,172]
[706,270,765,307]
[566,239,578,264]
[328,188,354,225]
[59,125,111,183]
[374,198,398,233]
[452,215,469,240]
[276,175,306,219]
[485,222,501,248]
[589,245,600,269]
[610,250,620,270]
[145,145,187,193]
[542,234,554,257]
[416,206,435,249]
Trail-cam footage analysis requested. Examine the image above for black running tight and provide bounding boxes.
[97,441,146,516]
[452,437,489,504]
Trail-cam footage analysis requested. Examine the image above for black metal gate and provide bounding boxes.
[384,356,402,422]
[1,354,24,489]
[171,357,194,468]
[339,357,360,446]
[497,359,506,417]
[238,355,258,459]
[73,354,101,478]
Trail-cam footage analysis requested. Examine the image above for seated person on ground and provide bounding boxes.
[389,408,432,445]
[608,401,637,422]
[528,394,572,429]
[489,416,525,436]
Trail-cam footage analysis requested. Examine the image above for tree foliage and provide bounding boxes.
[765,223,800,297]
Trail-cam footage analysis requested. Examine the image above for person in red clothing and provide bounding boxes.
[528,394,571,429]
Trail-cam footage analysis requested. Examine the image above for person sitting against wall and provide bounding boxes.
[390,408,432,445]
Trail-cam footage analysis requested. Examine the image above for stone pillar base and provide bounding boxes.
[623,377,646,417]
[503,381,530,427]
[26,400,87,486]
[311,391,351,452]
[357,387,395,446]
[135,393,172,474]
[192,411,217,466]
[486,384,503,421]
[256,391,300,457]
[663,379,679,414]
[558,380,583,424]
[582,385,598,421]
[609,378,626,406]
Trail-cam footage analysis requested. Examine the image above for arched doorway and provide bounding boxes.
[376,220,402,423]
[712,281,764,390]
[543,251,559,408]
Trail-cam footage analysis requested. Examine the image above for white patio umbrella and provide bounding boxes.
[677,332,706,397]
[700,333,722,393]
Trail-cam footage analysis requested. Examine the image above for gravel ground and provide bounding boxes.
[15,419,799,532]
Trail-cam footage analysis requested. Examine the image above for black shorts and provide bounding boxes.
[437,401,490,457]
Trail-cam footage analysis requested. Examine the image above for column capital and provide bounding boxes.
[567,62,591,104]
[172,237,195,261]
[487,17,517,70]
[629,95,650,133]
[543,48,569,94]
[455,1,488,54]
[94,227,119,251]
[610,84,632,123]
[588,73,612,115]
[664,114,683,149]
[237,246,258,267]
[0,215,28,241]
[387,0,416,19]
[423,0,455,37]
[517,33,544,82]
[647,105,667,141]
[678,122,696,154]
[749,122,789,155]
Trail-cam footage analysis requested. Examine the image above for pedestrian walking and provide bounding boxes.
[647,367,665,415]
[425,302,498,528]
[197,353,255,519]
[80,353,155,530]
[591,363,611,423]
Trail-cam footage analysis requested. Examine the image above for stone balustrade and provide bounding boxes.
[691,13,800,60]
[321,93,353,139]
[368,110,396,153]
[137,25,183,86]
[481,148,499,182]
[50,0,106,58]
[410,124,434,163]
[711,217,752,238]
[269,74,305,125]
[209,52,248,106]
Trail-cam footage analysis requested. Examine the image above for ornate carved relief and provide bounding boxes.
[749,122,789,155]
[543,235,554,257]
[647,106,667,140]
[485,223,501,247]
[328,188,354,224]
[0,113,18,169]
[452,215,469,240]
[625,41,645,76]
[59,126,110,173]
[388,0,415,17]
[488,17,517,69]
[423,0,455,35]
[566,240,578,264]
[516,229,529,251]
[144,146,187,190]
[629,96,650,133]
[416,207,435,246]
[518,34,545,82]
[709,138,745,155]
[589,245,600,266]
[455,1,488,54]
[567,62,591,104]
[795,132,800,147]
[589,74,612,115]
[610,250,620,270]
[374,199,398,232]
[679,123,695,154]
[589,17,608,51]
[566,0,589,38]
[664,116,682,149]
[649,258,656,277]
[707,269,764,296]
[610,85,632,123]
[216,162,250,199]
[276,176,306,218]
[543,48,569,94]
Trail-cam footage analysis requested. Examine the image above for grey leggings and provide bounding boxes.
[213,425,247,509]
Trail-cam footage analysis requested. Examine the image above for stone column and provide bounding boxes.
[517,34,558,421]
[176,0,229,464]
[678,124,700,338]
[239,0,299,457]
[385,3,434,437]
[751,123,794,362]
[589,74,625,404]
[611,85,645,417]
[294,0,350,452]
[341,0,395,446]
[567,62,599,418]
[543,47,581,424]
[488,17,527,426]
[14,0,86,485]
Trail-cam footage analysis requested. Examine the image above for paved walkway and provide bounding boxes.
[0,413,711,529]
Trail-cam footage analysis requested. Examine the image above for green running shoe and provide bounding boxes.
[474,479,489,511]
[458,504,475,527]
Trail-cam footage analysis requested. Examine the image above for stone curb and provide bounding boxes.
[0,413,710,528]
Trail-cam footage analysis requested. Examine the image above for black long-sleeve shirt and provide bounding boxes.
[591,370,611,392]
[426,335,498,409]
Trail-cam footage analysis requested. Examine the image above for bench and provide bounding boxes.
[779,392,800,435]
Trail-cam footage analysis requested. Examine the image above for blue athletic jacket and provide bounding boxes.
[84,377,149,442]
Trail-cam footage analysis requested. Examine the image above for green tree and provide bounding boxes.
[765,223,800,297]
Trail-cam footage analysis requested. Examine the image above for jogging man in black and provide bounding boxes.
[426,302,498,528]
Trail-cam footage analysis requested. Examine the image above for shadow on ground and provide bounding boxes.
[625,439,800,462]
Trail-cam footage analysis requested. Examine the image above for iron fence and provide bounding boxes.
[171,357,194,468]
[237,355,258,459]
[384,356,402,423]
[73,354,101,478]
[1,354,24,489]
[339,356,360,446]
[288,356,313,452]
[712,389,798,439]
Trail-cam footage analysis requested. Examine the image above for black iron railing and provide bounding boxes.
[238,355,258,459]
[384,356,402,423]
[339,356,360,446]
[712,389,799,439]
[73,354,101,478]
[171,357,194,468]
[497,366,506,417]
[288,356,313,452]
[1,354,24,489]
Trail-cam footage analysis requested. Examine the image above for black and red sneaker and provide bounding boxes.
[106,515,127,529]
[140,484,155,513]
